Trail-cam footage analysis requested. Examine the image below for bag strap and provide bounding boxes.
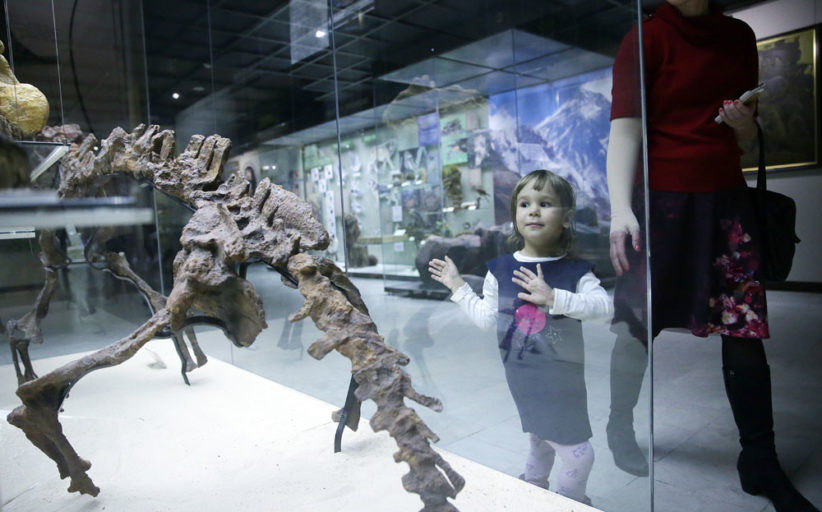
[756,121,766,192]
[755,122,801,244]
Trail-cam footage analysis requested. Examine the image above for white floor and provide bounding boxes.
[0,341,597,512]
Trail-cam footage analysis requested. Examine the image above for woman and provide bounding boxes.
[606,1,819,511]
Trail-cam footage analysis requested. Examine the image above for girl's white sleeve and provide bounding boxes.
[449,271,498,330]
[548,271,613,321]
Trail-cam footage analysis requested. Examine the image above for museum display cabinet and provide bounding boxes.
[1,0,163,365]
[1,1,656,511]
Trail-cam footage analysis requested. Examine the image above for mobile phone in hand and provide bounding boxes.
[714,83,766,123]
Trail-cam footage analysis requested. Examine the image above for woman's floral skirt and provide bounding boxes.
[613,185,769,340]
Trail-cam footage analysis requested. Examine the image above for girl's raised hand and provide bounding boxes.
[512,264,555,308]
[428,255,466,293]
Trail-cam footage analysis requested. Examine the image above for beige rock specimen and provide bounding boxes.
[8,125,464,511]
[0,40,50,136]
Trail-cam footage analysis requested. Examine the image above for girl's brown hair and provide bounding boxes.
[507,169,576,254]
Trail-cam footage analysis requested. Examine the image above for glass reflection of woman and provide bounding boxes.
[607,1,819,511]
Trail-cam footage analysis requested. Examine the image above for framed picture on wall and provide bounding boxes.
[743,25,819,171]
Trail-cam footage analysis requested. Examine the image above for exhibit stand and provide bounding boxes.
[1,340,600,512]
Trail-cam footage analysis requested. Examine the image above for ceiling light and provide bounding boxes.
[172,92,180,100]
[315,29,326,38]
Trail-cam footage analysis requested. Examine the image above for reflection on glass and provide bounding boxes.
[205,3,652,510]
[1,0,160,376]
[2,0,661,509]
[362,10,651,511]
[606,3,821,512]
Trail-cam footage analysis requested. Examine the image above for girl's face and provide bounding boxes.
[515,180,570,257]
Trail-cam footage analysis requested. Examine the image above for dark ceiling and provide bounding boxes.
[3,0,768,148]
[143,0,640,144]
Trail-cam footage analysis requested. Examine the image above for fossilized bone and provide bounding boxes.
[90,247,207,380]
[7,124,465,511]
[6,229,69,384]
[5,126,205,385]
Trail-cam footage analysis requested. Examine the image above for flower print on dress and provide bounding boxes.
[700,217,769,338]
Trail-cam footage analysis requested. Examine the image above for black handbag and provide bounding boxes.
[749,123,800,281]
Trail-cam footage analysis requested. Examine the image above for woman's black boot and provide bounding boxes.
[607,335,649,476]
[723,365,820,512]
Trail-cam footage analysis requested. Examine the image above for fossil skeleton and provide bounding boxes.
[5,123,203,386]
[6,124,465,511]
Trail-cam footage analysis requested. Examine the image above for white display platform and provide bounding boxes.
[1,340,600,512]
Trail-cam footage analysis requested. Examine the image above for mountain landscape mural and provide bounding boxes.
[488,66,614,225]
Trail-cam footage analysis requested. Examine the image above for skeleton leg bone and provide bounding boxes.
[7,309,172,496]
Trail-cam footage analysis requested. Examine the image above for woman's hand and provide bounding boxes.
[718,99,757,141]
[512,264,555,308]
[610,208,641,276]
[428,256,466,293]
[606,118,643,276]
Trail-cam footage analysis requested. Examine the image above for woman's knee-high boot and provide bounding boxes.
[607,334,649,476]
[723,365,820,512]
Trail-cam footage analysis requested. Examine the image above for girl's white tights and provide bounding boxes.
[523,433,594,502]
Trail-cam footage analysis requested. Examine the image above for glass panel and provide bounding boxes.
[356,2,652,511]
[1,0,162,366]
[2,0,149,138]
[2,8,170,508]
[6,1,822,511]
[57,0,149,134]
[205,0,352,374]
[2,1,655,511]
[142,0,217,358]
[192,0,651,510]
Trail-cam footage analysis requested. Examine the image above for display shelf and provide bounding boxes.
[0,226,36,240]
[0,190,154,229]
[357,234,410,244]
[343,262,419,280]
[383,280,450,299]
[396,179,436,189]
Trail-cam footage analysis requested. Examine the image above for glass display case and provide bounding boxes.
[2,1,663,512]
[1,0,162,363]
[6,0,822,510]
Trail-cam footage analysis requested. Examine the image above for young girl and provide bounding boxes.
[428,169,612,505]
